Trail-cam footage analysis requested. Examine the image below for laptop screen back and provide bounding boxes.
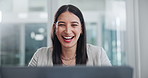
[1,66,133,78]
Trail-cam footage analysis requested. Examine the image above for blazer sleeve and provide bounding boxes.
[28,48,41,66]
[100,47,112,66]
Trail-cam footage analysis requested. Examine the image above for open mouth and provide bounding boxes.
[62,36,75,42]
[62,36,74,39]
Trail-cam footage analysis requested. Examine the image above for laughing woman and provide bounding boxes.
[28,4,111,66]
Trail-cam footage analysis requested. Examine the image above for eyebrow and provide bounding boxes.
[57,21,79,24]
[58,21,65,24]
[71,21,79,24]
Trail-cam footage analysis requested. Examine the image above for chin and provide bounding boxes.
[62,43,76,48]
[63,45,73,48]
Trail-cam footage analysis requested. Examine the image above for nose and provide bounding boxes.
[64,24,72,34]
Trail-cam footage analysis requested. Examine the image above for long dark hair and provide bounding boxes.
[51,4,88,65]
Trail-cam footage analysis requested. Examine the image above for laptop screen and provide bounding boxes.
[1,66,133,78]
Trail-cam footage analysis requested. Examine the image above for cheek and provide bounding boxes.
[74,28,82,36]
[55,27,60,36]
[77,27,82,33]
[55,26,60,33]
[55,27,64,36]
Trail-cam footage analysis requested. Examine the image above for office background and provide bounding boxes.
[0,0,148,78]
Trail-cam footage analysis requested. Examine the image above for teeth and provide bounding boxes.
[64,37,72,39]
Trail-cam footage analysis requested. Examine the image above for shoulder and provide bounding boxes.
[87,44,103,54]
[28,47,53,66]
[87,44,104,59]
[34,47,53,57]
[87,44,111,66]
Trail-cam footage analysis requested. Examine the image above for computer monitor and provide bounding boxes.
[1,66,133,78]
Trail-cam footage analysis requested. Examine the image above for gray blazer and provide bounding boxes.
[28,44,111,66]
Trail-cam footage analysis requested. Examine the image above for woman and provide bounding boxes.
[28,4,111,66]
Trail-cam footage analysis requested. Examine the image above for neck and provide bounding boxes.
[61,45,77,58]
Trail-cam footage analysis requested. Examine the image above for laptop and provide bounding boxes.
[1,66,133,78]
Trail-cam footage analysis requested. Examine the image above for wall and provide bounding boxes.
[139,0,148,78]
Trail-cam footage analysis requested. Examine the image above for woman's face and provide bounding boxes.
[55,11,82,48]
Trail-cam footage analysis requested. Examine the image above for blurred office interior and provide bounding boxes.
[0,0,148,78]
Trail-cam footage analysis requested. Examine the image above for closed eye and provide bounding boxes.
[71,24,78,26]
[58,24,65,26]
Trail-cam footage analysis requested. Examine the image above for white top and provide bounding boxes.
[28,44,111,66]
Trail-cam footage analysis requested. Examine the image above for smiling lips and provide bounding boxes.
[62,36,74,43]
